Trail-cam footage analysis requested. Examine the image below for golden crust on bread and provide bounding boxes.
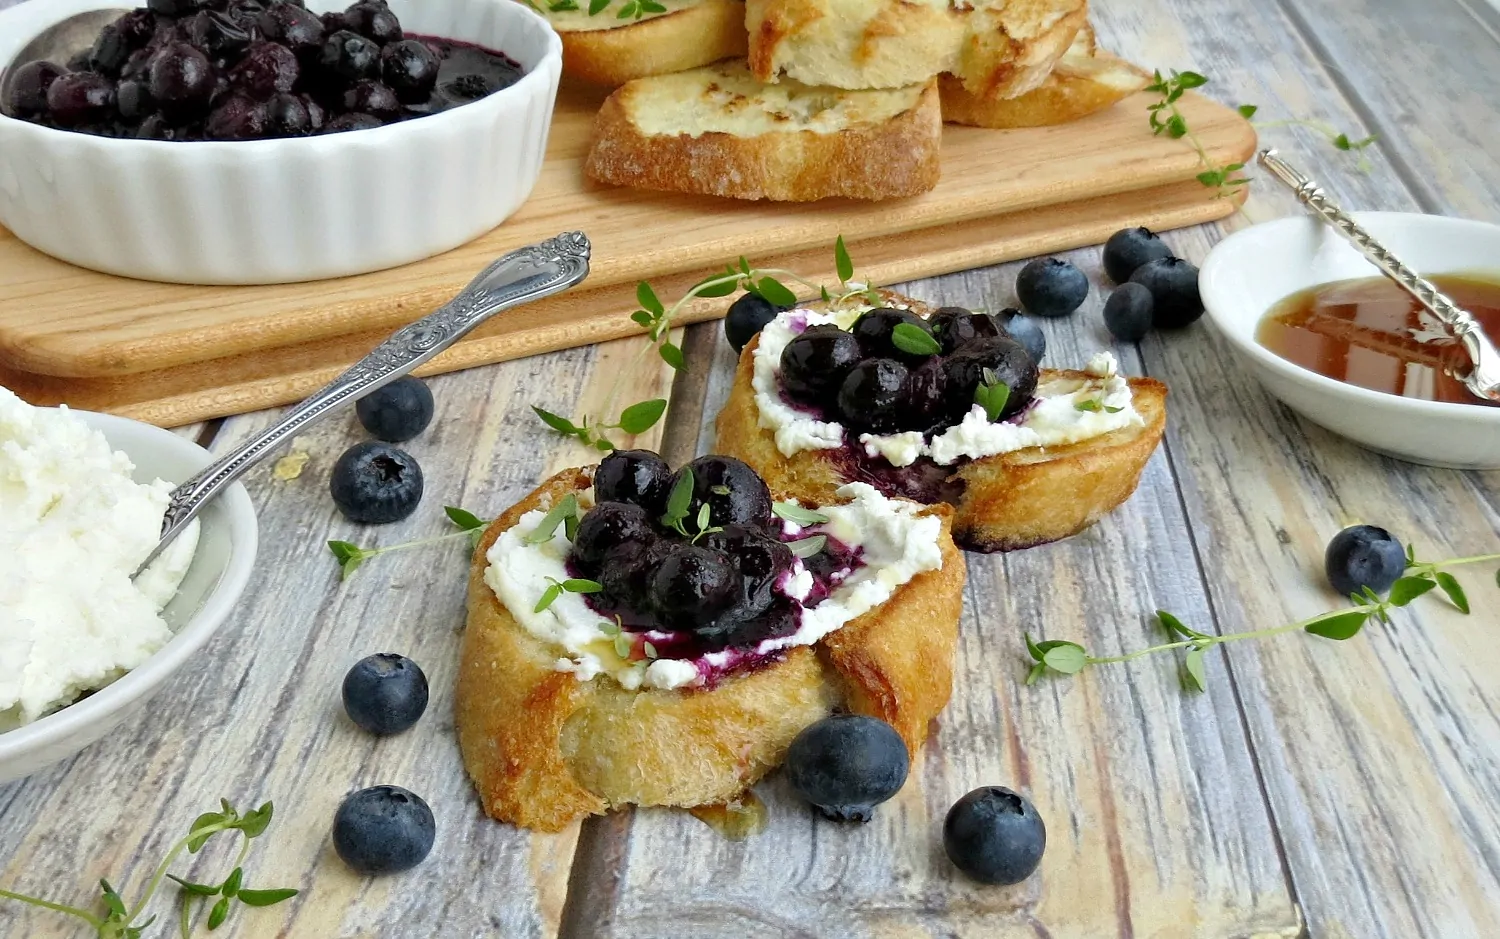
[939,44,1149,127]
[546,0,749,87]
[584,62,943,201]
[711,292,1169,552]
[456,467,965,832]
[746,0,1085,98]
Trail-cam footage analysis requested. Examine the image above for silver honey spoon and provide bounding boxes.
[135,230,593,575]
[1256,149,1500,404]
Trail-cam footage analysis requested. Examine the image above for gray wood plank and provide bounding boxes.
[0,337,676,938]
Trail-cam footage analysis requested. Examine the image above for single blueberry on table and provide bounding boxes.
[784,714,910,822]
[329,441,424,523]
[333,785,436,875]
[944,786,1047,885]
[342,652,429,735]
[1015,258,1089,319]
[1103,282,1156,342]
[1102,227,1174,284]
[724,293,788,353]
[1129,257,1204,329]
[1325,525,1407,597]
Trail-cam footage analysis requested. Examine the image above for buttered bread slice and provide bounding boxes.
[585,61,942,201]
[747,0,1087,98]
[525,0,748,87]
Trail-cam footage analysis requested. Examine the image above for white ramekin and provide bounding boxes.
[0,0,561,285]
[1199,211,1500,470]
[0,410,258,783]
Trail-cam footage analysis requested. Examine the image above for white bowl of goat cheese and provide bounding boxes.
[0,388,257,783]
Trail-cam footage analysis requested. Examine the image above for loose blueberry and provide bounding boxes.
[594,449,673,516]
[89,23,135,77]
[850,308,932,363]
[112,9,161,51]
[944,786,1047,885]
[116,79,156,120]
[571,502,655,569]
[319,28,380,82]
[333,785,435,875]
[836,358,910,434]
[1102,282,1155,342]
[231,40,299,95]
[343,1,403,44]
[679,454,773,529]
[149,42,216,118]
[784,714,909,822]
[724,293,787,353]
[943,336,1039,421]
[264,91,313,136]
[185,10,253,61]
[4,61,65,117]
[379,38,439,103]
[205,94,269,139]
[1016,258,1089,319]
[995,309,1046,365]
[650,544,739,630]
[342,79,400,120]
[45,73,118,127]
[355,376,434,442]
[1325,525,1407,597]
[928,307,1001,355]
[1129,257,1203,329]
[258,2,325,58]
[779,324,864,408]
[1102,227,1174,284]
[341,652,429,735]
[329,441,424,524]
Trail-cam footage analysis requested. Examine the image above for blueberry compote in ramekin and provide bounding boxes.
[2,0,523,139]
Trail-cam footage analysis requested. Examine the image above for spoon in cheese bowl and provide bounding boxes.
[135,230,593,575]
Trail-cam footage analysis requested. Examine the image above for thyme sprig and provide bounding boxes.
[327,505,490,580]
[1024,550,1500,690]
[539,0,665,19]
[534,237,874,449]
[0,801,296,938]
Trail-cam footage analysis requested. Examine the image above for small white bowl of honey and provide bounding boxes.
[1199,211,1500,469]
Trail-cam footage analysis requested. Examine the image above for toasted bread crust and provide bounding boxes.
[938,48,1148,128]
[584,70,942,201]
[712,293,1169,552]
[555,0,749,87]
[456,468,965,831]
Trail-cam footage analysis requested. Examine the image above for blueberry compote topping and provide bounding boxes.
[777,306,1042,502]
[1,0,523,140]
[565,451,863,681]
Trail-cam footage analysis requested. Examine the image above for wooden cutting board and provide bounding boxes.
[0,84,1254,426]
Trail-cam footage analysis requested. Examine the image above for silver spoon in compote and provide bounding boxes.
[1257,149,1500,404]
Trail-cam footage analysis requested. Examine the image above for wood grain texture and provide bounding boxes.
[0,86,1253,381]
[0,336,675,938]
[0,175,1241,427]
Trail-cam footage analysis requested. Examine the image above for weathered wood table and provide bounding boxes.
[4,0,1500,935]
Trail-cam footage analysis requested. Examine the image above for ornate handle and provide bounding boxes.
[1257,150,1500,402]
[141,231,592,570]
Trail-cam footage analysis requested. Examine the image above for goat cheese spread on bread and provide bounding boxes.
[0,388,199,730]
[752,308,1144,466]
[484,482,942,691]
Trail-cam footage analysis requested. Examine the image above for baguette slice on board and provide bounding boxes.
[455,465,966,832]
[746,0,1086,98]
[585,60,942,201]
[529,0,749,86]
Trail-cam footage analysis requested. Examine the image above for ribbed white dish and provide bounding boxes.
[0,0,561,285]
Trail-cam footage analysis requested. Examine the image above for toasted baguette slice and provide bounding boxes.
[712,292,1169,552]
[746,0,1085,98]
[584,61,942,201]
[456,467,966,832]
[526,0,748,87]
[940,27,1149,127]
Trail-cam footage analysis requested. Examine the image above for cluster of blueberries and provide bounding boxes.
[3,0,519,139]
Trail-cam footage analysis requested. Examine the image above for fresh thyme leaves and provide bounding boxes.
[1024,550,1500,691]
[689,503,724,544]
[974,368,1011,422]
[539,0,661,17]
[660,467,695,533]
[0,800,296,939]
[644,641,659,660]
[891,322,941,356]
[534,237,876,449]
[524,494,581,545]
[787,535,828,559]
[327,504,491,580]
[772,501,830,526]
[535,576,603,613]
[1074,397,1124,414]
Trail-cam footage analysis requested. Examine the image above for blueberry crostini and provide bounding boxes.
[455,450,964,832]
[714,290,1168,551]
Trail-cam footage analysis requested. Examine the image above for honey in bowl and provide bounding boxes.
[1256,274,1500,407]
